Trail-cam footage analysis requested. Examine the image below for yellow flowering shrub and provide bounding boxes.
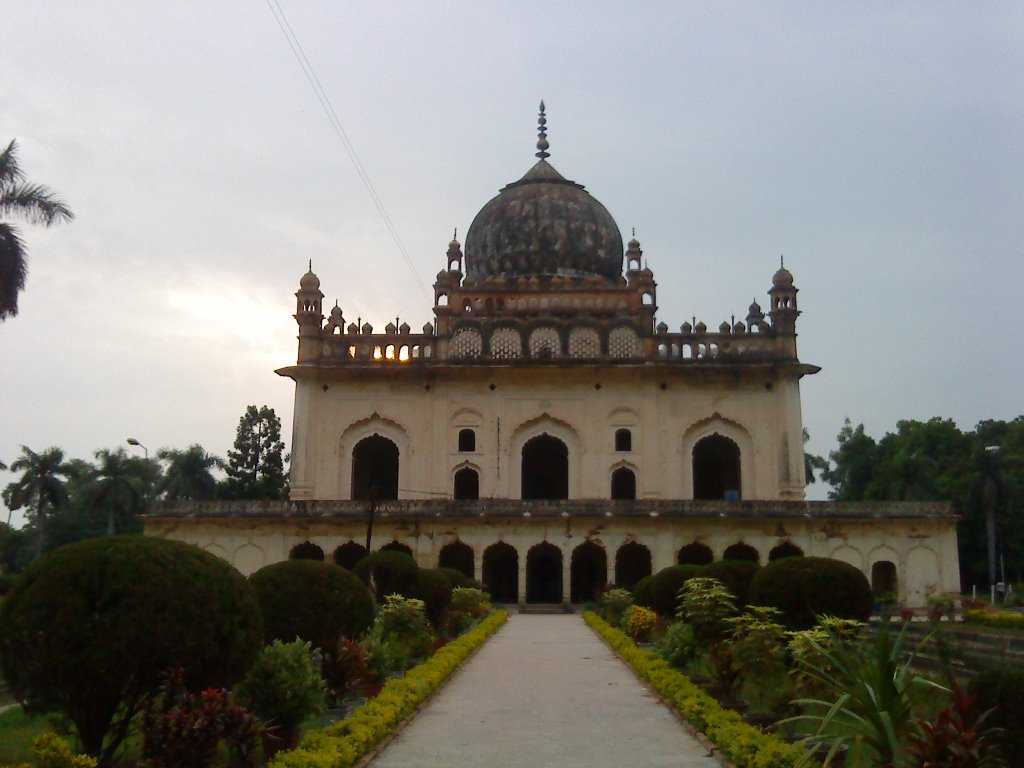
[270,611,507,768]
[964,608,1024,630]
[0,734,97,768]
[584,612,809,768]
[623,605,658,642]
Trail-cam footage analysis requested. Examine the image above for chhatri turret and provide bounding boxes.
[294,261,323,363]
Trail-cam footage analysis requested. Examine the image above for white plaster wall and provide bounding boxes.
[288,367,808,503]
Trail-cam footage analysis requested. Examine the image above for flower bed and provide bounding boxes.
[270,611,507,768]
[963,607,1024,630]
[583,612,806,768]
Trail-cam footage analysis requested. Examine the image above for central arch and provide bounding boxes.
[352,434,399,500]
[693,434,741,500]
[521,434,569,500]
[571,541,607,603]
[527,542,563,603]
[482,542,518,603]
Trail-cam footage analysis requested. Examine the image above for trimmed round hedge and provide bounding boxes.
[438,567,481,590]
[250,560,374,653]
[0,536,262,758]
[635,565,703,617]
[700,560,761,606]
[747,556,872,629]
[353,550,420,600]
[416,568,453,628]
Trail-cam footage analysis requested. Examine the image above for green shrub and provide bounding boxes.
[656,621,696,668]
[678,577,737,640]
[353,550,420,600]
[636,565,703,617]
[271,612,508,768]
[448,587,491,634]
[748,556,872,630]
[437,567,480,590]
[598,588,634,626]
[631,575,653,605]
[969,668,1024,757]
[0,573,16,596]
[374,594,434,658]
[700,560,760,605]
[0,537,262,762]
[19,734,96,768]
[250,560,375,655]
[584,612,804,768]
[415,567,453,628]
[236,639,326,736]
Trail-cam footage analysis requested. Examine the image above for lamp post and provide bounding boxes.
[126,437,148,460]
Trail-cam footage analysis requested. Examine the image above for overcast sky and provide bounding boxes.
[2,1,1022,523]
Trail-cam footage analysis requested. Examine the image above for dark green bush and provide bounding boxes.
[437,566,481,590]
[0,572,16,596]
[635,566,703,617]
[747,556,872,629]
[969,668,1024,757]
[250,560,375,654]
[415,568,453,628]
[353,550,420,600]
[0,536,262,761]
[700,560,761,606]
[631,574,654,605]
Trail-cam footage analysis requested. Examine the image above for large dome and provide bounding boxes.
[464,104,624,282]
[464,161,624,282]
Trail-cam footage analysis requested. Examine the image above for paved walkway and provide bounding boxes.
[370,614,718,768]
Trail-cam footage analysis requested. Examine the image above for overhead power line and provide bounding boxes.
[264,0,427,295]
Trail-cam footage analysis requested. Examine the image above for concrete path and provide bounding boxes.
[370,614,719,768]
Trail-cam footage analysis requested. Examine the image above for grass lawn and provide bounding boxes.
[0,707,51,764]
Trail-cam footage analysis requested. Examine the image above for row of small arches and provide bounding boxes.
[338,343,434,363]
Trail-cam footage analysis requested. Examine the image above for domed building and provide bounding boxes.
[147,104,959,608]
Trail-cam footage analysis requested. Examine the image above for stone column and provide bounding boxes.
[562,547,572,606]
[517,548,527,606]
[473,546,482,583]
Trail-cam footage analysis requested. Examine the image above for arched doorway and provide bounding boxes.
[693,434,741,500]
[527,542,563,603]
[677,541,714,566]
[521,434,568,499]
[610,467,637,500]
[289,541,324,561]
[439,540,474,579]
[381,540,413,557]
[871,561,898,597]
[453,467,479,500]
[483,542,518,603]
[571,541,607,603]
[769,541,804,561]
[333,540,367,570]
[615,541,651,589]
[723,542,759,563]
[352,434,399,500]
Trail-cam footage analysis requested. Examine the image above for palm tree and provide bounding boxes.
[90,448,146,535]
[0,139,74,320]
[158,445,223,501]
[2,446,73,557]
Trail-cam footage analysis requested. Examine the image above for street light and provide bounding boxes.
[126,438,148,459]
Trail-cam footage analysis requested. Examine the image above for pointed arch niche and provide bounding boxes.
[338,415,411,500]
[681,415,755,500]
[509,414,581,499]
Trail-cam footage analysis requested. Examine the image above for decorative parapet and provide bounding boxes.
[148,498,956,521]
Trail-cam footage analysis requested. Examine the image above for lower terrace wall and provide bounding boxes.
[145,499,959,608]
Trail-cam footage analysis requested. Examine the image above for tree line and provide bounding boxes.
[0,405,286,573]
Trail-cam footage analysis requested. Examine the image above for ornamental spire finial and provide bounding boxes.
[535,100,550,159]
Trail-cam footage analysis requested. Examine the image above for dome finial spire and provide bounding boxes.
[535,99,550,159]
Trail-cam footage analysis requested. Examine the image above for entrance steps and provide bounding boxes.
[518,603,574,615]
